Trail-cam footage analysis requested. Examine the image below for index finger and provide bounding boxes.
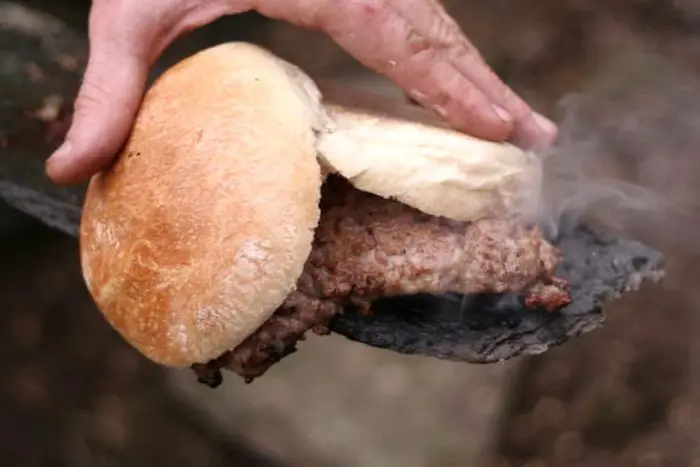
[261,0,556,148]
[367,0,558,148]
[325,0,517,142]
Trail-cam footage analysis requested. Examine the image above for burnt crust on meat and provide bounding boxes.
[191,176,570,386]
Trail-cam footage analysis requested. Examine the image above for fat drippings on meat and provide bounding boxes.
[192,176,570,385]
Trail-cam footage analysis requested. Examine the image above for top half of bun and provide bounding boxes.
[316,83,545,223]
[79,42,325,367]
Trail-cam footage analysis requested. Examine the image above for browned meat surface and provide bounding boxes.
[192,177,570,385]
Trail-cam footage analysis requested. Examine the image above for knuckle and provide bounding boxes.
[393,21,464,74]
[422,1,466,50]
[72,73,118,127]
[75,76,112,113]
[405,30,433,57]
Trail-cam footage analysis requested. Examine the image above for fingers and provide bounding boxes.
[49,0,556,188]
[329,1,513,140]
[390,0,558,148]
[45,51,149,184]
[395,0,559,148]
[44,0,238,185]
[46,5,151,184]
[390,0,557,148]
[267,0,557,149]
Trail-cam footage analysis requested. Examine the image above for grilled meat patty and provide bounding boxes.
[193,176,570,385]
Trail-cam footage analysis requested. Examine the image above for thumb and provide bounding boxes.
[46,31,149,184]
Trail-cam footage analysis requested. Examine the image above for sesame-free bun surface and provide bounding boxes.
[80,42,323,367]
[316,86,544,223]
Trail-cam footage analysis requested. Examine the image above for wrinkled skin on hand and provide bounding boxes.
[45,0,558,185]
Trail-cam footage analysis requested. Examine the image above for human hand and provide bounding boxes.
[45,0,558,185]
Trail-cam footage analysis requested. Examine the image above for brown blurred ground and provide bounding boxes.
[5,1,700,466]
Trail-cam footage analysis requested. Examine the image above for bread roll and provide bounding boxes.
[80,43,324,367]
[316,102,543,222]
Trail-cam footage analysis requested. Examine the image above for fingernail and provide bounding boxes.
[47,141,72,165]
[492,104,513,123]
[532,112,558,137]
[45,141,72,177]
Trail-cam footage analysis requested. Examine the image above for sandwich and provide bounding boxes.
[78,43,662,387]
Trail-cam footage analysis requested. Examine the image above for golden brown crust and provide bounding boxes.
[79,43,324,367]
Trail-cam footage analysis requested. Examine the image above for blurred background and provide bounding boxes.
[4,1,700,466]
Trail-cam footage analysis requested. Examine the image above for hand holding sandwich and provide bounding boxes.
[78,42,568,383]
[45,0,558,185]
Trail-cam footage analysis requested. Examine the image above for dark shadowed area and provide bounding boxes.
[3,1,700,466]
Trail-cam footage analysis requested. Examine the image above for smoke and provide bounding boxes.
[534,94,666,240]
[426,48,700,327]
[443,51,700,320]
[532,56,700,257]
[448,48,700,320]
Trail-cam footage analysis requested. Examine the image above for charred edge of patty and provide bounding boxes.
[191,275,571,388]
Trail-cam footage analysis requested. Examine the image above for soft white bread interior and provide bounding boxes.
[79,42,324,367]
[316,84,544,222]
